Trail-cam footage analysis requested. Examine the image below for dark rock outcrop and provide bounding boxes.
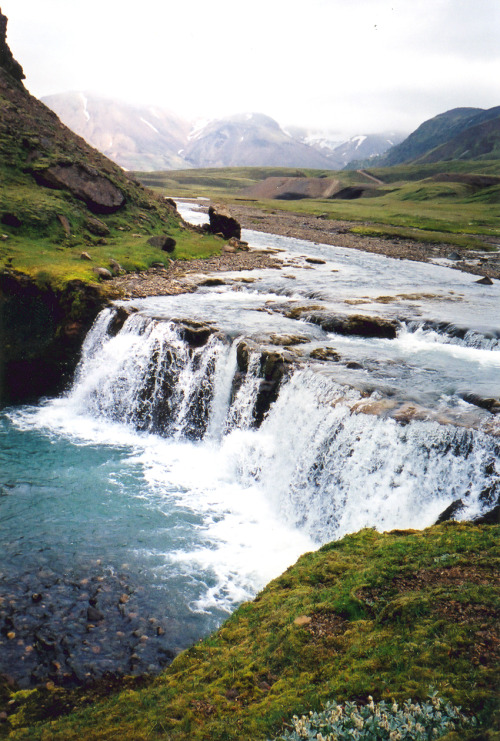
[207,205,241,240]
[32,163,126,215]
[175,320,214,347]
[307,312,399,339]
[0,10,24,83]
[147,235,176,252]
[0,272,108,403]
[435,499,465,524]
[1,213,22,227]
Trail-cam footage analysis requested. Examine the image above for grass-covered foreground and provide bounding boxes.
[4,523,498,740]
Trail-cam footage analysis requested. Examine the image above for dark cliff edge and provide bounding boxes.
[0,272,109,403]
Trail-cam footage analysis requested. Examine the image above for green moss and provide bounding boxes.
[5,523,498,740]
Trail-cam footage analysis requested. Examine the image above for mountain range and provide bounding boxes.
[41,92,500,174]
[42,92,404,171]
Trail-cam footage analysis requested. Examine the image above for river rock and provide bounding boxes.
[208,205,241,239]
[199,277,226,287]
[308,312,398,339]
[107,306,139,336]
[32,163,126,215]
[435,498,465,524]
[309,347,341,361]
[227,237,249,251]
[147,235,177,252]
[461,393,500,414]
[176,320,213,347]
[305,257,326,265]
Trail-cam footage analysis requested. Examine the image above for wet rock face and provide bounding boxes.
[0,11,25,83]
[32,163,126,215]
[0,273,107,403]
[308,312,399,339]
[207,205,241,240]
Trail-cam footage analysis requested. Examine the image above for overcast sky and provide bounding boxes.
[2,0,499,136]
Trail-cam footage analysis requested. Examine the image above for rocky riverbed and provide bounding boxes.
[229,203,500,280]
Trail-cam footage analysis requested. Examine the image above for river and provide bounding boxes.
[0,200,498,686]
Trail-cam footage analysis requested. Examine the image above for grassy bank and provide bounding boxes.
[5,522,498,740]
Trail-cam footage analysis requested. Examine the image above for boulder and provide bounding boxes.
[309,347,341,361]
[109,259,123,275]
[80,251,92,261]
[1,212,22,227]
[86,217,110,236]
[147,235,176,252]
[208,205,241,239]
[107,306,137,337]
[32,163,126,214]
[93,267,113,280]
[461,393,500,414]
[475,276,494,285]
[58,214,71,237]
[107,306,138,336]
[305,257,326,265]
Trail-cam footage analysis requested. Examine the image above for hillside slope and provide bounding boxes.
[41,92,191,171]
[380,107,500,166]
[0,10,219,402]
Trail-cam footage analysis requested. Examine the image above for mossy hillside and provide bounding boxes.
[6,523,498,740]
[0,79,221,292]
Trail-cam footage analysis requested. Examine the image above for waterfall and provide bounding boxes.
[67,306,499,543]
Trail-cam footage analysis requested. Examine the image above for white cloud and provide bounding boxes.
[2,0,499,134]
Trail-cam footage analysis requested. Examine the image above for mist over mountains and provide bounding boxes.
[42,92,404,171]
[42,93,500,173]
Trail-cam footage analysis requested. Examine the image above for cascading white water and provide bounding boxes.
[66,306,499,544]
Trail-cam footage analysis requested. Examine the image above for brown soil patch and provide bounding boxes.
[438,601,500,667]
[242,176,340,200]
[305,611,349,641]
[360,565,498,605]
